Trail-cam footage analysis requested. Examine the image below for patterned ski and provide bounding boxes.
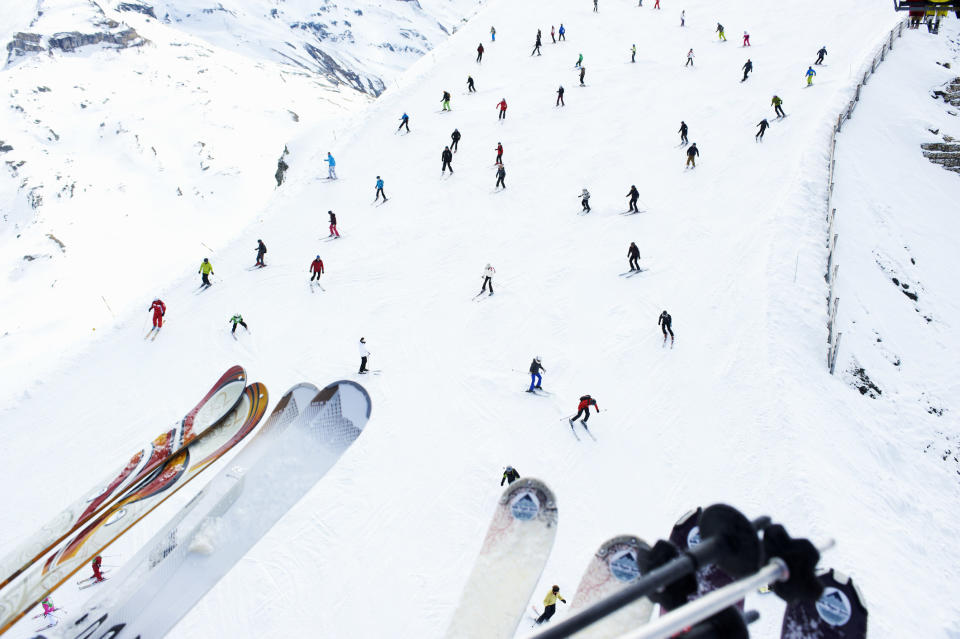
[665,507,742,610]
[0,383,268,634]
[0,366,247,591]
[444,478,558,639]
[780,569,868,639]
[51,381,372,639]
[568,535,654,637]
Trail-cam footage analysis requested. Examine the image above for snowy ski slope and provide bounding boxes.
[2,0,960,637]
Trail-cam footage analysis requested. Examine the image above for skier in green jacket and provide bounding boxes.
[229,314,248,335]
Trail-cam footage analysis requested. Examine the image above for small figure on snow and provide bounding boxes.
[229,313,249,335]
[569,396,599,428]
[496,98,508,120]
[653,0,660,8]
[490,26,496,41]
[659,310,674,345]
[501,466,520,485]
[358,337,370,373]
[480,263,496,296]
[742,58,753,82]
[495,163,506,189]
[441,90,452,111]
[575,53,583,68]
[527,356,545,392]
[628,242,641,271]
[441,146,454,174]
[716,23,726,41]
[467,75,476,93]
[558,24,566,41]
[198,257,214,288]
[579,66,586,86]
[255,239,267,267]
[532,31,542,56]
[772,94,785,118]
[551,25,556,43]
[742,30,750,46]
[375,176,388,202]
[626,184,640,212]
[593,0,598,13]
[477,43,484,63]
[536,586,567,624]
[686,142,699,168]
[451,128,461,152]
[495,142,504,164]
[815,46,828,65]
[556,85,565,106]
[149,298,166,328]
[579,188,591,212]
[310,255,324,282]
[325,152,337,179]
[805,66,816,86]
[631,44,637,63]
[685,48,694,67]
[756,119,769,142]
[398,112,410,132]
[678,120,689,145]
[680,9,685,26]
[328,210,340,237]
[92,555,105,582]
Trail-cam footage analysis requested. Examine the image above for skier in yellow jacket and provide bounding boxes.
[198,258,214,288]
[535,585,567,624]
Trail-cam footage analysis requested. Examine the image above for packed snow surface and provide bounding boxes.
[2,0,960,637]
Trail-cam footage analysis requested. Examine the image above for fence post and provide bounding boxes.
[829,332,842,375]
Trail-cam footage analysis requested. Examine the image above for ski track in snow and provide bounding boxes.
[2,1,960,638]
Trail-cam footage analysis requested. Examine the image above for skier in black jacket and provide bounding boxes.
[467,75,476,92]
[527,356,545,392]
[815,46,827,65]
[501,466,520,485]
[756,119,769,142]
[441,146,454,174]
[741,59,753,82]
[658,310,674,345]
[532,32,542,56]
[451,128,461,152]
[628,242,641,271]
[626,185,640,212]
[678,121,688,145]
[255,239,267,267]
[495,163,506,189]
[556,85,565,107]
[685,143,699,168]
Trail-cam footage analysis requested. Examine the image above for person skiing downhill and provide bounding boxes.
[556,85,565,106]
[626,185,640,212]
[680,9,685,26]
[198,258,214,288]
[480,263,495,296]
[628,242,641,271]
[477,43,484,63]
[678,120,688,144]
[742,30,750,46]
[558,24,566,41]
[255,239,267,267]
[593,0,598,12]
[659,310,674,345]
[149,298,166,328]
[495,142,504,164]
[501,466,520,485]
[716,23,726,41]
[441,90,452,111]
[496,98,508,120]
[575,53,583,68]
[398,112,410,132]
[451,128,461,152]
[375,176,387,202]
[91,555,105,582]
[229,313,248,335]
[490,26,496,41]
[772,95,785,118]
[495,163,506,189]
[569,395,599,427]
[551,25,556,43]
[653,0,660,8]
[579,66,586,86]
[527,356,545,392]
[310,255,324,281]
[325,152,337,179]
[328,210,340,237]
[358,337,370,373]
[467,75,476,92]
[532,31,542,56]
[536,586,567,624]
[742,59,753,82]
[756,119,769,141]
[441,146,454,174]
[815,46,827,65]
[631,44,637,63]
[40,596,57,616]
[685,48,694,67]
[579,188,591,212]
[805,66,816,86]
[686,142,699,168]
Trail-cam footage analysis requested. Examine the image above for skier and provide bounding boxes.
[501,466,520,485]
[496,98,508,120]
[149,298,166,328]
[653,0,660,8]
[551,25,556,43]
[441,90,452,111]
[495,163,506,189]
[628,242,641,270]
[480,263,495,296]
[558,24,566,41]
[815,46,828,65]
[358,337,370,373]
[742,59,753,81]
[742,30,750,46]
[40,596,57,616]
[527,356,545,392]
[92,555,105,582]
[626,185,640,212]
[681,9,685,26]
[678,120,688,145]
[325,152,336,179]
[229,313,248,335]
[631,44,637,63]
[575,53,583,68]
[477,43,484,63]
[398,112,410,132]
[579,66,586,86]
[579,188,591,212]
[310,255,324,281]
[593,0,598,12]
[328,210,340,237]
[490,26,496,41]
[375,176,388,202]
[198,257,214,288]
[467,75,476,93]
[535,586,567,624]
[805,66,816,86]
[716,23,726,41]
[255,239,267,267]
[532,31,542,56]
[451,128,461,152]
[569,395,599,426]
[686,142,699,168]
[556,85,565,106]
[495,142,504,164]
[756,119,769,142]
[658,310,674,345]
[685,48,694,67]
[772,94,785,118]
[441,146,454,174]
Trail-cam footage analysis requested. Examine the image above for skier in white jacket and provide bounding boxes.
[358,337,370,373]
[480,264,496,296]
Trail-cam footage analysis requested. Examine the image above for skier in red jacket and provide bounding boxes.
[495,142,503,164]
[92,555,105,582]
[496,99,508,120]
[569,395,599,426]
[149,299,166,328]
[310,256,324,282]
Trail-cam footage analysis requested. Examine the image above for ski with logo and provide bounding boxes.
[444,479,558,639]
[666,507,742,610]
[52,381,372,639]
[0,383,268,634]
[568,535,654,636]
[780,569,868,639]
[0,366,247,593]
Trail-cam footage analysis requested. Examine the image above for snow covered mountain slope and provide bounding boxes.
[2,0,959,637]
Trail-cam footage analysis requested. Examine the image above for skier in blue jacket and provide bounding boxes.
[375,176,387,202]
[326,152,337,179]
[805,66,816,86]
